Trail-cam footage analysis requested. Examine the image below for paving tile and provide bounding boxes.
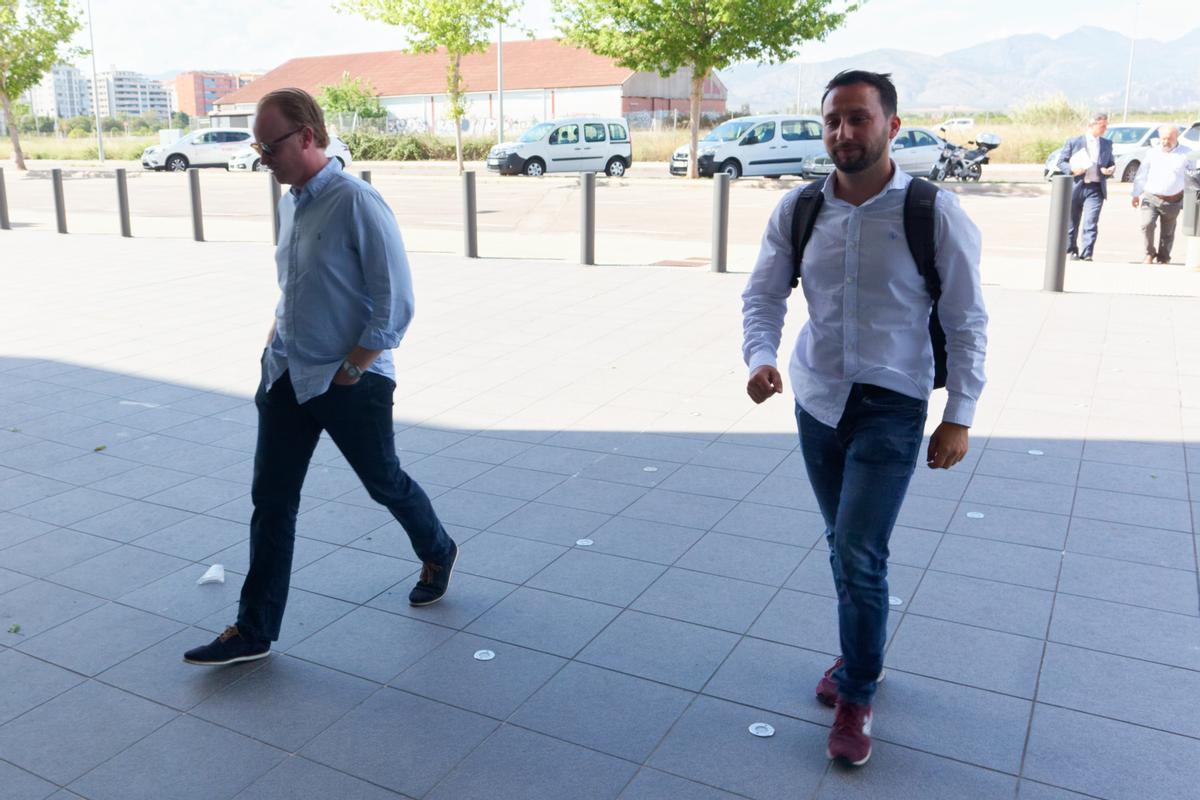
[574,452,679,488]
[0,759,57,800]
[0,580,105,645]
[438,436,532,464]
[303,687,496,798]
[16,602,181,676]
[1072,486,1193,532]
[459,465,566,500]
[622,489,736,530]
[33,452,140,486]
[192,654,376,751]
[511,661,693,762]
[690,441,790,474]
[87,464,195,499]
[393,426,469,455]
[294,501,394,545]
[963,474,1075,516]
[712,502,825,548]
[466,586,619,657]
[743,473,821,512]
[633,567,776,633]
[0,473,73,512]
[527,548,664,606]
[1082,439,1187,471]
[1078,459,1190,500]
[198,586,357,652]
[947,502,1070,548]
[908,570,1054,638]
[370,571,516,629]
[233,756,404,800]
[0,649,83,725]
[659,464,766,501]
[1058,552,1198,615]
[905,465,971,500]
[578,610,738,690]
[404,455,494,487]
[392,632,565,718]
[975,449,1080,486]
[454,531,566,583]
[930,534,1062,590]
[134,514,247,561]
[749,589,842,655]
[0,529,118,577]
[433,488,527,529]
[675,531,805,586]
[702,636,837,724]
[1024,703,1200,800]
[290,547,418,604]
[139,476,248,515]
[10,487,130,527]
[586,516,707,564]
[68,500,194,542]
[0,512,55,550]
[428,724,636,800]
[68,714,285,800]
[618,769,744,800]
[895,493,958,532]
[117,565,243,625]
[788,552,924,606]
[209,535,336,577]
[1015,781,1095,799]
[886,615,1043,698]
[0,680,176,785]
[537,476,648,513]
[0,566,32,595]
[648,696,828,800]
[288,606,453,683]
[0,441,87,472]
[506,444,606,475]
[42,545,189,605]
[815,739,1017,799]
[486,500,609,546]
[1049,593,1200,670]
[616,433,713,463]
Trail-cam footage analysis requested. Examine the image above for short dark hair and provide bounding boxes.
[821,70,898,117]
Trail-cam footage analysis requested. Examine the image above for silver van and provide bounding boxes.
[670,114,825,179]
[487,117,633,177]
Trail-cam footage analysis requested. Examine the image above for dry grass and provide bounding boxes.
[0,135,155,161]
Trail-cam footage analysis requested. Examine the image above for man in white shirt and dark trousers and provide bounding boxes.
[1132,125,1192,264]
[741,70,988,767]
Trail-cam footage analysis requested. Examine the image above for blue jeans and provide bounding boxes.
[796,385,927,705]
[1068,183,1104,259]
[237,367,453,642]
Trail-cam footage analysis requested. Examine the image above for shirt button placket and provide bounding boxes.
[843,211,860,374]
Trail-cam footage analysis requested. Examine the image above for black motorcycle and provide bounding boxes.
[932,133,1001,181]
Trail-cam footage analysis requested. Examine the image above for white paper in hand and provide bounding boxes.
[1068,149,1092,172]
[197,564,226,585]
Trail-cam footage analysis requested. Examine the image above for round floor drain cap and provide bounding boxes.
[748,723,775,737]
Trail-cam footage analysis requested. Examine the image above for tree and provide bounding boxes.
[0,0,85,170]
[555,0,856,178]
[338,0,517,174]
[317,71,386,130]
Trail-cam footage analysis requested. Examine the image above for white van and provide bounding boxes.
[487,117,633,177]
[670,114,825,179]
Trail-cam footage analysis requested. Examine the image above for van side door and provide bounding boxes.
[546,123,584,173]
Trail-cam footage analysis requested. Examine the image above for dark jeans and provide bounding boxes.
[1068,183,1104,259]
[796,385,927,705]
[237,368,452,643]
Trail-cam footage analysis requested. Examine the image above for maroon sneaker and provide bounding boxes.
[815,657,886,708]
[827,700,873,766]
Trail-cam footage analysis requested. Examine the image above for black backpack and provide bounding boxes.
[789,178,948,389]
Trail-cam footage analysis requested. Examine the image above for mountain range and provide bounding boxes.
[720,26,1200,114]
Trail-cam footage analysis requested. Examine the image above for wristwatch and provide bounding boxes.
[340,359,364,380]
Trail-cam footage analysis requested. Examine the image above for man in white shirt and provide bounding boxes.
[1132,125,1192,264]
[741,70,988,767]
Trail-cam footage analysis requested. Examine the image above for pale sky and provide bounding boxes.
[70,0,1198,76]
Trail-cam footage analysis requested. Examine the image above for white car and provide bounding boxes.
[141,128,255,172]
[670,114,825,179]
[487,118,632,177]
[891,126,949,177]
[227,136,353,172]
[1109,122,1189,182]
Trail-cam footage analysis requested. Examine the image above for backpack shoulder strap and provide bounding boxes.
[903,178,940,299]
[789,181,826,288]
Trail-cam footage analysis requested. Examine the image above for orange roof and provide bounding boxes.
[215,39,637,106]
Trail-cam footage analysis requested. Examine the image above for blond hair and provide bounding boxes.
[257,88,329,148]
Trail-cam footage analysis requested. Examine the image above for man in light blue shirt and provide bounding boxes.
[185,89,457,667]
[742,70,988,767]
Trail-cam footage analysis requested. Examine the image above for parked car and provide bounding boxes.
[1108,123,1187,182]
[670,114,825,179]
[141,128,254,171]
[227,135,353,172]
[891,126,949,177]
[487,118,632,177]
[800,153,835,180]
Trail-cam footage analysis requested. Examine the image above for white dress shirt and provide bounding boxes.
[741,165,988,428]
[1132,144,1192,199]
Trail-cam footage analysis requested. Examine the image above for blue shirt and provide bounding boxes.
[741,165,988,428]
[264,159,415,404]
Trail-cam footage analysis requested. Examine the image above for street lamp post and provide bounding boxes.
[85,0,105,162]
[496,22,504,144]
[1121,2,1140,122]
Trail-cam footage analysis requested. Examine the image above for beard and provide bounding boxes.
[829,136,889,173]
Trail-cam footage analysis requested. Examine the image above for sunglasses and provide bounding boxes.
[252,128,303,156]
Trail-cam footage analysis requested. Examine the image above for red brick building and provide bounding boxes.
[174,72,254,118]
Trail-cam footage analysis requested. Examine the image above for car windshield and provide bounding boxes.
[518,123,555,143]
[1103,127,1149,145]
[703,120,757,142]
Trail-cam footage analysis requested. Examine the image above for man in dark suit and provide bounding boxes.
[1057,113,1116,261]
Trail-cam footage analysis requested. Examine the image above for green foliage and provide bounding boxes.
[1011,94,1088,127]
[318,72,386,118]
[341,130,493,161]
[67,126,85,137]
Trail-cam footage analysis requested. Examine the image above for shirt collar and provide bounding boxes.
[289,157,338,199]
[821,160,911,207]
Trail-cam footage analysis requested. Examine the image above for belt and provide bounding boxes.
[1153,191,1184,202]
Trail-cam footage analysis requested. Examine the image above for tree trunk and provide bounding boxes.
[451,54,464,176]
[1,92,27,171]
[688,69,705,180]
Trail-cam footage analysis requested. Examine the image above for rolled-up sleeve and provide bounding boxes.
[933,191,988,427]
[352,189,415,350]
[742,193,797,373]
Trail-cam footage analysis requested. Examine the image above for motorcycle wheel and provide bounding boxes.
[965,164,982,182]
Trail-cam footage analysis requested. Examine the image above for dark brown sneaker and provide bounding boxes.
[183,625,270,666]
[816,657,885,708]
[827,700,873,766]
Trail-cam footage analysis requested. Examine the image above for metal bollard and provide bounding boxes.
[580,172,596,265]
[51,168,67,234]
[711,173,730,273]
[1183,185,1199,238]
[462,170,478,258]
[115,168,131,237]
[188,169,204,242]
[269,175,282,245]
[1043,174,1072,292]
[359,169,372,185]
[0,167,9,230]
